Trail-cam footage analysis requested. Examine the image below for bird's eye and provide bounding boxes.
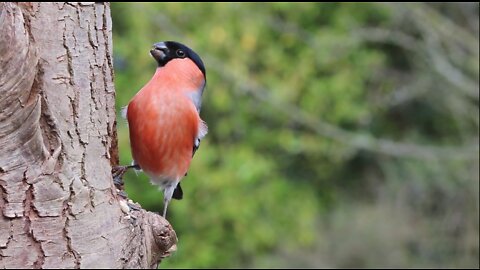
[176,49,186,58]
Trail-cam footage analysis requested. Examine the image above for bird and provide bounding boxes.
[115,41,207,218]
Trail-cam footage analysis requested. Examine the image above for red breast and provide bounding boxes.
[127,58,204,180]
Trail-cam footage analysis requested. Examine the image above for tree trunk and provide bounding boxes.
[0,2,176,268]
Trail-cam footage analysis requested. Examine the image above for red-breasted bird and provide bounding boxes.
[115,41,207,218]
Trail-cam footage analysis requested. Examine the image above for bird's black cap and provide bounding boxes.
[150,41,206,77]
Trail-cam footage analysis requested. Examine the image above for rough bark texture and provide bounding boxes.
[0,3,176,268]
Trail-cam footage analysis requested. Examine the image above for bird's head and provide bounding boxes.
[150,41,206,77]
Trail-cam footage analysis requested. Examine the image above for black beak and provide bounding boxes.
[150,47,165,61]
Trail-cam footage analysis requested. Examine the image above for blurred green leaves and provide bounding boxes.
[111,3,478,268]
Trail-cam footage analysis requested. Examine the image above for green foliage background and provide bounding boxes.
[111,3,479,268]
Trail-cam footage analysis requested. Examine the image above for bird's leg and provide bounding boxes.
[162,197,170,218]
[162,182,178,218]
[112,164,140,187]
[112,167,126,186]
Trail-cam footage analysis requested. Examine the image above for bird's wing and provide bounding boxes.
[185,83,207,157]
[185,82,206,113]
[193,119,208,157]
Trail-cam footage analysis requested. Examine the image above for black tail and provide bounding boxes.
[172,183,183,200]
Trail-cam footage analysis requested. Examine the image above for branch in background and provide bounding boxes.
[411,3,479,57]
[408,4,479,99]
[147,4,479,161]
[205,55,478,161]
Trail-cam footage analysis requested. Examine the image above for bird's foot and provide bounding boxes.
[112,164,141,186]
[112,165,128,187]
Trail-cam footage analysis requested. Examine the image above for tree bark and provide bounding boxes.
[0,2,176,268]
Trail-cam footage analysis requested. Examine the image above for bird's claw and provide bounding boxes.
[112,166,128,187]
